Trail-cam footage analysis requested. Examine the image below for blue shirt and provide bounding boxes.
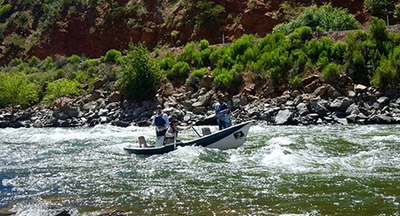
[215,101,232,124]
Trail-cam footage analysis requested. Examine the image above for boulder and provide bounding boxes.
[304,80,319,93]
[90,89,105,101]
[232,95,248,108]
[93,79,105,90]
[345,103,360,115]
[82,101,97,111]
[301,74,319,86]
[193,106,206,114]
[314,86,327,96]
[192,92,213,107]
[199,75,213,90]
[309,100,329,116]
[108,91,123,103]
[329,97,353,111]
[196,114,218,125]
[275,109,295,125]
[354,84,367,93]
[326,86,341,98]
[98,108,109,116]
[346,90,356,98]
[112,120,131,127]
[377,96,389,105]
[296,103,309,116]
[61,104,82,118]
[263,86,275,97]
[133,106,146,118]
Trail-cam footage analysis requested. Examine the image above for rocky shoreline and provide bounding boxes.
[1,75,400,129]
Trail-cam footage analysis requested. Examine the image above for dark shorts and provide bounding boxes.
[156,129,167,137]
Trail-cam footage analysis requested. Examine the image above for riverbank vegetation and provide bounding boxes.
[1,13,400,109]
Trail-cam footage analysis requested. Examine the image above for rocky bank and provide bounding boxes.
[1,74,400,129]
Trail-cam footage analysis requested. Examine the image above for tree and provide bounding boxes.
[117,42,161,101]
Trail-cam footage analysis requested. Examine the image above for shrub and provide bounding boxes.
[0,4,13,22]
[331,42,348,62]
[47,68,65,81]
[10,58,23,67]
[83,59,99,69]
[273,4,359,34]
[116,43,161,101]
[28,56,41,67]
[194,1,225,30]
[212,68,240,89]
[305,37,333,60]
[200,39,209,50]
[289,76,302,88]
[159,57,175,71]
[289,26,312,47]
[0,72,39,108]
[369,17,387,41]
[191,68,208,79]
[42,56,53,71]
[322,63,341,83]
[177,42,203,67]
[43,78,83,102]
[231,34,255,61]
[104,49,122,64]
[371,58,397,89]
[67,54,81,64]
[167,61,190,81]
[364,0,392,19]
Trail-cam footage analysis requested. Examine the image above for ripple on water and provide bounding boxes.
[0,124,399,215]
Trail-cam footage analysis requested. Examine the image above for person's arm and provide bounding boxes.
[150,116,155,126]
[215,103,225,118]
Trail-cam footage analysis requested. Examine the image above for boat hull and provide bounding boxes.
[124,121,253,155]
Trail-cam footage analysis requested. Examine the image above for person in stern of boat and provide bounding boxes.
[215,93,232,130]
[150,105,169,147]
[164,119,193,144]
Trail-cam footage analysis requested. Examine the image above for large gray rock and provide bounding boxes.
[98,108,109,116]
[133,106,146,118]
[377,96,389,105]
[326,86,341,98]
[82,101,97,111]
[296,103,309,116]
[345,103,360,115]
[193,92,213,107]
[275,109,295,125]
[354,84,367,93]
[232,95,248,108]
[309,100,329,116]
[329,97,353,111]
[193,106,206,114]
[93,79,105,89]
[61,104,82,118]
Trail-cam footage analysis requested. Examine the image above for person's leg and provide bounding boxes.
[218,120,223,130]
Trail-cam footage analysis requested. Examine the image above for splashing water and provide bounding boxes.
[0,124,399,215]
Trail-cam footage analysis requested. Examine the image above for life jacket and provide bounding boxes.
[219,103,230,112]
[155,114,166,126]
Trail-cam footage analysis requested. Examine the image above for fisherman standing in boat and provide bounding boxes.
[151,105,169,147]
[215,93,232,130]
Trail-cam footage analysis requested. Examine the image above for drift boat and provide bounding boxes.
[124,121,253,155]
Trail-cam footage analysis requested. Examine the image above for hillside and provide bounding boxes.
[0,0,373,65]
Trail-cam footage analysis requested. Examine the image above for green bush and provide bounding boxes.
[330,42,348,62]
[10,58,23,67]
[167,61,190,81]
[0,72,39,108]
[369,17,387,41]
[194,1,225,30]
[289,76,302,88]
[322,63,341,83]
[42,56,53,71]
[191,68,208,79]
[104,49,122,64]
[159,57,175,71]
[116,43,161,101]
[67,54,81,64]
[177,42,203,67]
[231,34,255,61]
[43,78,83,102]
[28,56,41,67]
[371,58,397,89]
[0,4,13,22]
[200,39,209,50]
[273,4,359,34]
[364,0,392,19]
[212,68,241,89]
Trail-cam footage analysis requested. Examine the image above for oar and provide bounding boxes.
[173,133,177,150]
[192,127,201,138]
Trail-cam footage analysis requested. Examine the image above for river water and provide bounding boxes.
[0,124,399,215]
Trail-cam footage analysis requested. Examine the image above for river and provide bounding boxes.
[0,124,399,215]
